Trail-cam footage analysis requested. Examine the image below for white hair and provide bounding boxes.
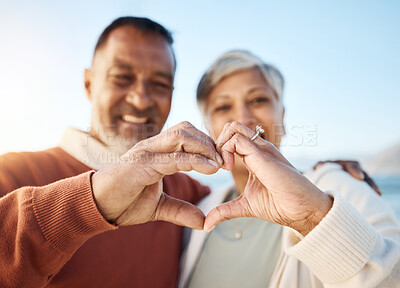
[197,50,284,112]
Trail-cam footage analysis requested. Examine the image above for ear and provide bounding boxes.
[281,106,286,136]
[84,68,92,102]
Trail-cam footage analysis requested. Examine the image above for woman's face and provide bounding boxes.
[204,68,285,171]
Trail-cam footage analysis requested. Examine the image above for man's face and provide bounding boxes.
[85,25,175,155]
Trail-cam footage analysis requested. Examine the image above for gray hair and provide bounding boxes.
[197,50,284,112]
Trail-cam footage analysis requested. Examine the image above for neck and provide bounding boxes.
[231,168,249,196]
[88,128,103,144]
[88,126,130,157]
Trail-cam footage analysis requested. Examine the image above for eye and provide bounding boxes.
[154,81,170,89]
[117,75,133,81]
[151,81,172,93]
[111,74,133,87]
[214,105,231,112]
[251,96,270,105]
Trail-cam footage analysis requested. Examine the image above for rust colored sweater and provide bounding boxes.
[0,147,210,288]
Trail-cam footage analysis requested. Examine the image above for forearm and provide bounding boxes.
[0,172,116,287]
[284,164,400,287]
[290,192,333,236]
[285,190,400,287]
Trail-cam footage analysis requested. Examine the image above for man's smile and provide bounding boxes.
[121,114,148,124]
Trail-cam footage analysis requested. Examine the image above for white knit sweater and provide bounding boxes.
[179,163,400,288]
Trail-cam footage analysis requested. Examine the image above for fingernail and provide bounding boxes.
[215,153,223,166]
[208,159,219,168]
[359,171,365,180]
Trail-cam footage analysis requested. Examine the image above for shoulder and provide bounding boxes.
[163,173,211,205]
[305,163,391,216]
[304,163,373,195]
[0,147,66,173]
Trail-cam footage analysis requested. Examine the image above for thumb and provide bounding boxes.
[155,193,206,230]
[204,197,247,232]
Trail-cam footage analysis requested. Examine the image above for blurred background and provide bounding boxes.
[1,0,399,213]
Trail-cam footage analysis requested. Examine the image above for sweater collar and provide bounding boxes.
[59,127,121,171]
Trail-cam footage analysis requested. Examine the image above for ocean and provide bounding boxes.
[376,176,400,219]
[188,171,400,221]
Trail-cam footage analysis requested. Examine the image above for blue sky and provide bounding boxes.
[0,0,399,169]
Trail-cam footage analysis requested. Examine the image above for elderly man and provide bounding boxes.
[0,17,223,287]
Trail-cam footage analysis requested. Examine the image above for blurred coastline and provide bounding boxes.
[376,176,400,219]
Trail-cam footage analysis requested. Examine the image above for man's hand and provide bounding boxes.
[91,121,222,229]
[204,122,332,236]
[314,160,382,195]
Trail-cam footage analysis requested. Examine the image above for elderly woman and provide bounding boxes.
[179,50,400,288]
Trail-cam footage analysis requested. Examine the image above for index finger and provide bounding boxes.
[216,121,263,154]
[178,121,216,147]
[216,121,291,166]
[134,123,222,165]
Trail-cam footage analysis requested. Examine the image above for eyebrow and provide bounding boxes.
[107,60,173,82]
[247,86,270,94]
[208,94,231,106]
[107,62,132,72]
[248,86,278,99]
[211,86,269,100]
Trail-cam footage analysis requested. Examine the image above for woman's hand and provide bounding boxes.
[204,121,333,236]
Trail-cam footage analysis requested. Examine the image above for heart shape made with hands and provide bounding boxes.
[124,121,330,235]
[93,121,331,235]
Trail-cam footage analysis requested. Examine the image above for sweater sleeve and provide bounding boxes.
[0,171,116,287]
[284,163,400,287]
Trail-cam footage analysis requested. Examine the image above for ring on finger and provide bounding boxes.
[250,125,264,141]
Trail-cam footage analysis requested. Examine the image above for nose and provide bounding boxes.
[125,79,153,110]
[236,104,256,128]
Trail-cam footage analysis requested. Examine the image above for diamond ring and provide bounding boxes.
[250,125,264,141]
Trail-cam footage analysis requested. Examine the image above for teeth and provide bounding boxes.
[122,115,147,124]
